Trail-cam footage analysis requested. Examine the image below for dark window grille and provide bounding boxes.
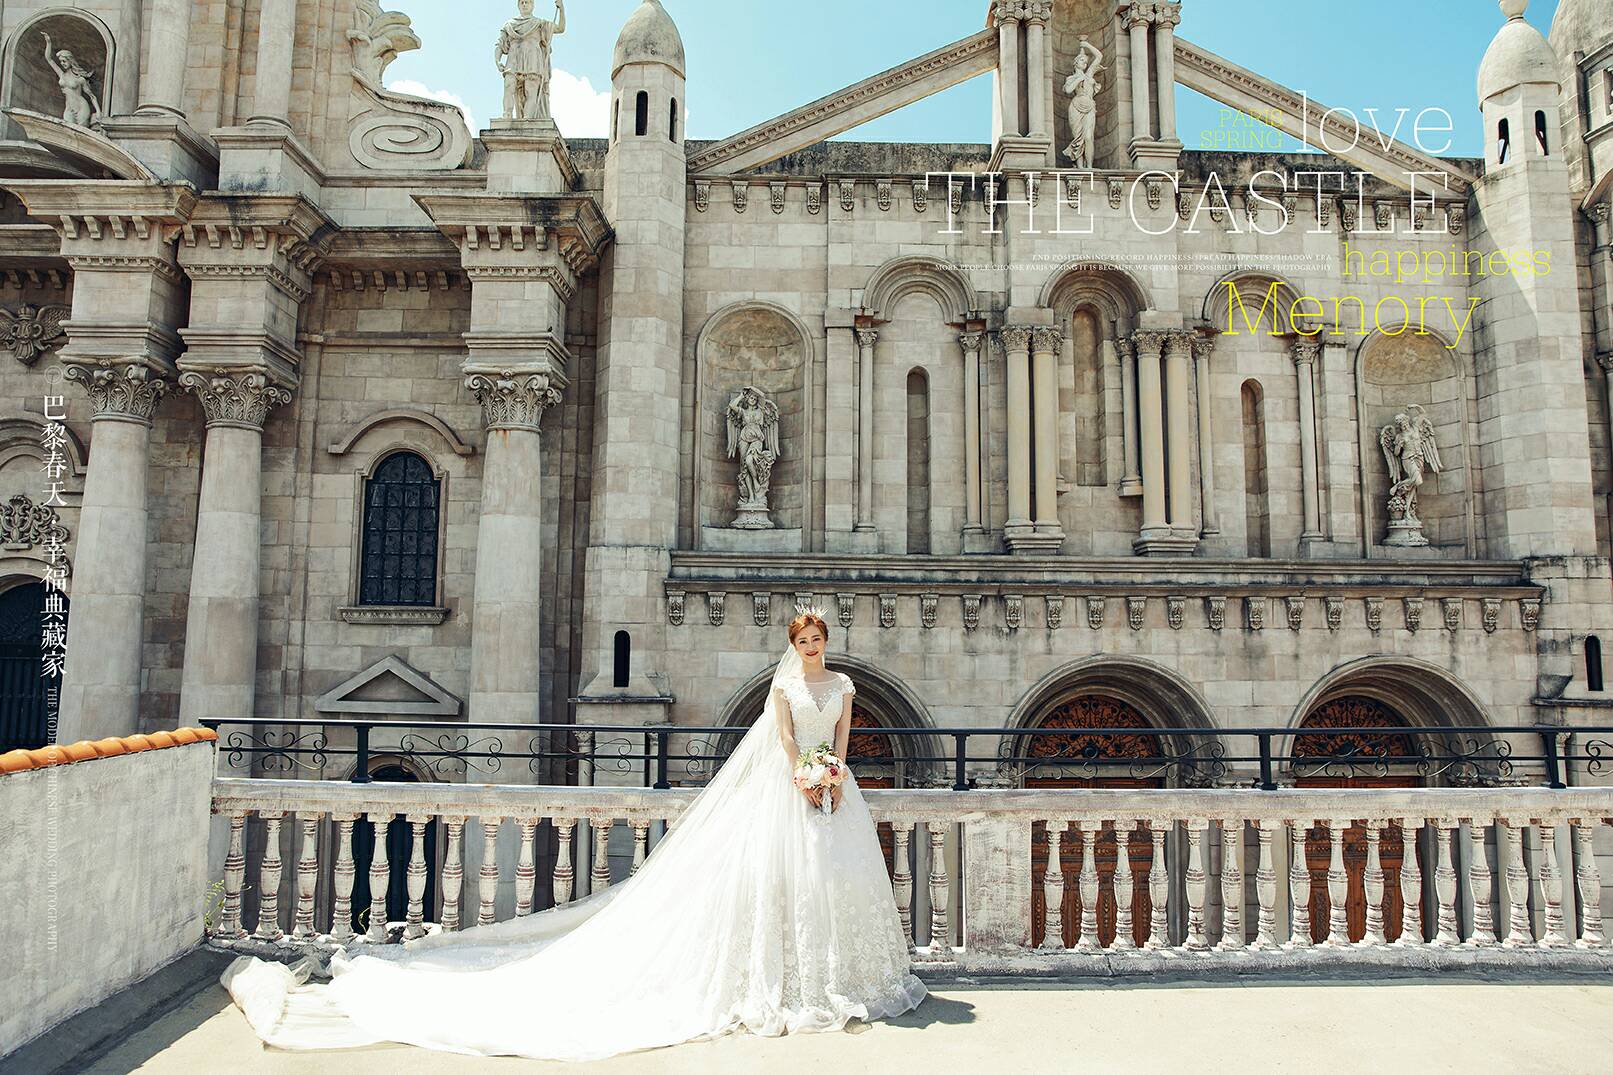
[359,452,440,607]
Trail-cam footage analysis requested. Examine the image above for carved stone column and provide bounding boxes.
[960,330,986,537]
[1193,335,1220,536]
[1292,336,1324,546]
[1032,325,1065,548]
[248,0,298,128]
[1133,330,1169,551]
[1025,4,1049,140]
[1153,3,1182,145]
[2,182,196,741]
[1125,4,1153,147]
[856,327,878,534]
[175,198,327,725]
[1001,326,1035,545]
[1164,331,1195,538]
[995,1,1023,139]
[138,0,191,116]
[1117,334,1142,496]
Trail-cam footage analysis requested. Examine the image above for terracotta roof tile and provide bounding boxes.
[0,728,217,776]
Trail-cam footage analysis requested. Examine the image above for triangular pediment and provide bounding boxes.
[315,655,462,720]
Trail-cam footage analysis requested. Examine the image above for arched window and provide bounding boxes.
[669,97,679,143]
[611,95,620,142]
[1241,380,1270,557]
[359,452,441,607]
[0,581,65,751]
[635,91,649,137]
[1535,109,1550,155]
[613,631,631,689]
[1589,636,1605,692]
[1498,117,1511,164]
[905,368,931,554]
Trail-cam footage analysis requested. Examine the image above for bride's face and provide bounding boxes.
[791,625,826,664]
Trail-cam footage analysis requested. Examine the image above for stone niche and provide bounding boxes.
[3,13,111,130]
[1050,0,1121,166]
[1356,331,1472,555]
[697,305,807,552]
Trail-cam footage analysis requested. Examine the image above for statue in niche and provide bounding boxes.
[42,34,100,128]
[725,386,780,530]
[1062,36,1104,169]
[495,0,565,122]
[1379,404,1442,547]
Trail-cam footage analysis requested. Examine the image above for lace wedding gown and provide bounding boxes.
[222,654,927,1061]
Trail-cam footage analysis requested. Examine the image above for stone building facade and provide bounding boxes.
[0,0,1610,836]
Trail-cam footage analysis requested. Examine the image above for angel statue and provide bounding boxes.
[725,385,780,529]
[495,0,565,122]
[1062,36,1104,169]
[1379,403,1442,547]
[43,34,100,128]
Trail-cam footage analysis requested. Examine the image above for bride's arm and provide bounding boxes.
[775,686,799,762]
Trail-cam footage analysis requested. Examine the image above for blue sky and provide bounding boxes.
[386,0,1559,157]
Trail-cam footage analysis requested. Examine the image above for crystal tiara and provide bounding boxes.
[792,602,830,621]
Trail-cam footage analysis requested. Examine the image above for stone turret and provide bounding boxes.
[579,1,688,725]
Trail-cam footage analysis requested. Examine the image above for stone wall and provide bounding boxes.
[0,743,214,1054]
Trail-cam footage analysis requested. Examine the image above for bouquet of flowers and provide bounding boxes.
[793,743,847,816]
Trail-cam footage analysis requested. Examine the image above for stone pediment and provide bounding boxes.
[315,655,462,720]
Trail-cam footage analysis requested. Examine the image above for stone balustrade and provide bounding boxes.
[208,779,1613,971]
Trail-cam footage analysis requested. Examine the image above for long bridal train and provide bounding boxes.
[221,647,927,1062]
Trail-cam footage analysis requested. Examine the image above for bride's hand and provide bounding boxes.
[801,786,823,808]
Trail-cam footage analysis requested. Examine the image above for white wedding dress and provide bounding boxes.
[222,647,927,1061]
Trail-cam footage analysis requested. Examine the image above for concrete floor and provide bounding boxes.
[79,974,1613,1075]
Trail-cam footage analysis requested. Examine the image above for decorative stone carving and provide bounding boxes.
[496,0,565,122]
[1005,594,1024,630]
[1060,35,1104,168]
[805,184,823,215]
[725,386,780,529]
[1246,597,1265,631]
[1482,598,1501,634]
[1447,205,1466,236]
[1024,173,1039,207]
[1166,596,1185,631]
[1107,177,1124,210]
[1325,596,1344,631]
[1379,404,1442,547]
[61,362,167,424]
[948,180,964,216]
[839,180,857,213]
[752,592,769,627]
[962,594,982,631]
[693,181,711,212]
[666,590,685,626]
[1442,598,1462,632]
[42,34,100,128]
[768,182,786,215]
[1286,596,1304,632]
[1087,596,1106,629]
[181,371,293,430]
[0,494,69,552]
[1364,597,1384,633]
[1339,199,1358,232]
[1374,201,1393,231]
[1145,177,1162,211]
[1127,597,1146,631]
[348,5,472,170]
[731,181,749,214]
[1317,195,1332,229]
[1404,597,1424,633]
[1206,596,1225,631]
[0,303,69,368]
[876,179,893,212]
[1065,174,1083,210]
[879,593,896,629]
[911,180,928,213]
[1046,595,1063,630]
[836,592,855,628]
[465,370,563,432]
[1520,598,1541,632]
[920,593,938,629]
[707,591,725,626]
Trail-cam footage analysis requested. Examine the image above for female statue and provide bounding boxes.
[43,34,99,128]
[1063,36,1104,169]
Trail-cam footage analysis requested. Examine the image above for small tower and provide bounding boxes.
[578,2,688,768]
[1479,0,1563,170]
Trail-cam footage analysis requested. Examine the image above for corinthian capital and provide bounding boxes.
[63,361,169,425]
[1124,2,1156,29]
[1291,337,1323,366]
[1000,325,1034,353]
[1131,330,1166,356]
[855,327,880,349]
[993,0,1025,24]
[1032,326,1065,354]
[1164,330,1193,359]
[958,330,986,355]
[179,370,293,430]
[465,370,564,432]
[1153,2,1182,29]
[1191,335,1218,363]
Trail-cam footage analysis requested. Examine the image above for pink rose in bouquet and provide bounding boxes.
[793,743,847,815]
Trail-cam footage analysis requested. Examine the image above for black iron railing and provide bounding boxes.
[199,718,1613,792]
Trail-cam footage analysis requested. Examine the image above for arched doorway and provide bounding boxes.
[0,581,64,751]
[1025,694,1162,949]
[1293,696,1420,943]
[348,763,438,934]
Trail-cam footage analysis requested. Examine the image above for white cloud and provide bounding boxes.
[385,79,477,133]
[551,69,611,138]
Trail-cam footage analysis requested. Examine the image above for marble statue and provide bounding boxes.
[43,34,100,128]
[1062,36,1103,169]
[495,0,566,122]
[725,386,780,529]
[1379,404,1442,547]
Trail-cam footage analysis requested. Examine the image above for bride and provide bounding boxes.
[222,607,928,1060]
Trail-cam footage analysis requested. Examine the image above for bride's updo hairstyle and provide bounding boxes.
[788,609,829,643]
